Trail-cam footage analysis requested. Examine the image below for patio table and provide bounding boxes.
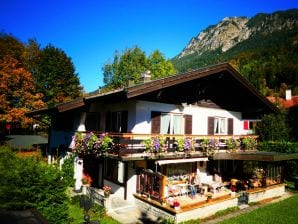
[201,181,222,194]
[176,183,189,197]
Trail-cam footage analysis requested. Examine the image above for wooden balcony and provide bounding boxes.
[74,132,259,161]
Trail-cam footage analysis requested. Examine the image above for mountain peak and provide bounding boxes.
[177,9,297,58]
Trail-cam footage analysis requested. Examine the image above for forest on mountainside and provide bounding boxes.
[172,9,298,97]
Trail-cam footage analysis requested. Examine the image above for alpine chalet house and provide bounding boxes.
[29,63,291,222]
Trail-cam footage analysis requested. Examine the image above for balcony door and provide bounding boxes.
[151,111,192,135]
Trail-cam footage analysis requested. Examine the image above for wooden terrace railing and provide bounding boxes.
[75,131,259,157]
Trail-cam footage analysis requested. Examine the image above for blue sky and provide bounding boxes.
[1,0,297,92]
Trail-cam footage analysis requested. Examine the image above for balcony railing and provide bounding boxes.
[71,132,259,159]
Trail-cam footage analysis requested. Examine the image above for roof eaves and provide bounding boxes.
[85,88,125,101]
[57,98,85,112]
[225,64,279,113]
[126,63,229,98]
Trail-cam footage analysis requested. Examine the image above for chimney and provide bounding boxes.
[285,89,292,101]
[141,70,151,83]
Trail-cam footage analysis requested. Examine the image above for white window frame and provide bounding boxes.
[160,113,184,134]
[214,117,227,135]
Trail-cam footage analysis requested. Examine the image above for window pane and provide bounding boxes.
[173,115,183,134]
[214,118,219,134]
[161,114,171,134]
[220,118,226,134]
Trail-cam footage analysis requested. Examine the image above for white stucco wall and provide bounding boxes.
[126,162,137,202]
[133,100,246,135]
[50,99,249,150]
[133,101,179,134]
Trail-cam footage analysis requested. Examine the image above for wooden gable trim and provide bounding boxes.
[57,98,85,112]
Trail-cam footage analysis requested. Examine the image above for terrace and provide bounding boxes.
[72,131,293,222]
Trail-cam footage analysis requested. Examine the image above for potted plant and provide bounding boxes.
[160,198,167,206]
[206,192,213,202]
[142,138,152,152]
[103,185,111,198]
[176,138,185,152]
[81,174,92,186]
[173,200,180,210]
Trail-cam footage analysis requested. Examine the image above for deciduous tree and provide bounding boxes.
[147,50,176,79]
[102,47,176,90]
[0,56,44,127]
[35,44,82,105]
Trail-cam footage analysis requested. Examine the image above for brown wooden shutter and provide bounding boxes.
[228,118,234,135]
[184,114,192,135]
[208,117,214,135]
[151,111,161,134]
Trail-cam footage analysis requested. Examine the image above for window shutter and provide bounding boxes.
[151,111,161,134]
[228,118,234,135]
[208,117,214,135]
[121,111,128,133]
[184,114,192,135]
[243,120,249,130]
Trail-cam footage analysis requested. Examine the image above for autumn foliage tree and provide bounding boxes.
[0,56,44,127]
[0,32,83,131]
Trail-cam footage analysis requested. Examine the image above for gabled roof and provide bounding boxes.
[27,63,278,118]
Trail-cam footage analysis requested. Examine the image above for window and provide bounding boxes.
[105,111,128,133]
[103,158,124,184]
[85,112,100,131]
[167,163,193,179]
[137,170,165,200]
[151,112,192,135]
[160,113,184,134]
[244,120,257,131]
[54,112,73,131]
[214,117,226,134]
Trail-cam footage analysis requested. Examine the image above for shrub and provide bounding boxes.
[258,141,298,153]
[61,154,75,187]
[255,112,289,141]
[0,146,69,223]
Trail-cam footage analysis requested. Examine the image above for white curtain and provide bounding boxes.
[220,118,226,134]
[214,118,219,134]
[161,114,171,134]
[173,115,183,134]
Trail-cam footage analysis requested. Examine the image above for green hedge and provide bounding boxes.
[0,146,69,223]
[258,141,298,153]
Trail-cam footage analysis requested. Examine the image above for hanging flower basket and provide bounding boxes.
[72,132,114,156]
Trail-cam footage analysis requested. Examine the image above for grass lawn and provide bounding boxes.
[68,196,120,224]
[219,194,298,224]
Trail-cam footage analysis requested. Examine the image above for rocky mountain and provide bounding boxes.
[172,9,298,95]
[178,9,298,58]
